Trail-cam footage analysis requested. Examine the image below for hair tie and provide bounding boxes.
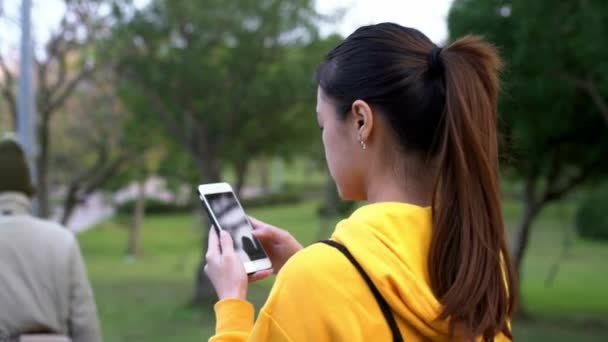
[427,46,444,78]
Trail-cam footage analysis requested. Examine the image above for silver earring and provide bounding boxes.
[360,139,367,150]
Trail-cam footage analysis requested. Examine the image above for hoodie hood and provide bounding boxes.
[331,202,450,338]
[0,192,32,217]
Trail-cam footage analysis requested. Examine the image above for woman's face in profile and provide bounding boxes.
[316,87,364,200]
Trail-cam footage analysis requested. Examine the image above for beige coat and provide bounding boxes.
[0,192,101,342]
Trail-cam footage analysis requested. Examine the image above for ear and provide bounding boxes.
[351,99,374,142]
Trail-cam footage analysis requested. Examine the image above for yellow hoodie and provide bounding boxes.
[209,202,510,341]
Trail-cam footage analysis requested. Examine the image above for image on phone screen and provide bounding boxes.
[204,192,267,263]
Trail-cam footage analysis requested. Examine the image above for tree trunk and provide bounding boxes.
[192,207,217,305]
[195,156,222,184]
[306,159,316,189]
[259,157,270,194]
[36,150,50,218]
[36,121,51,218]
[192,156,222,305]
[60,183,79,226]
[544,202,573,287]
[234,159,249,198]
[127,179,146,257]
[317,174,339,240]
[511,171,541,275]
[510,189,542,318]
[59,152,129,227]
[512,198,540,276]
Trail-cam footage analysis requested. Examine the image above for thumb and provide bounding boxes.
[219,230,234,254]
[248,217,265,230]
[251,228,275,242]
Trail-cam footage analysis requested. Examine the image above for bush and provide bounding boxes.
[281,182,326,198]
[116,198,193,216]
[240,192,303,209]
[575,187,608,242]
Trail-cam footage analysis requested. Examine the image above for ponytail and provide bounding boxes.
[315,24,517,340]
[429,35,517,340]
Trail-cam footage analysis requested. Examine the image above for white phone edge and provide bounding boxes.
[197,182,273,274]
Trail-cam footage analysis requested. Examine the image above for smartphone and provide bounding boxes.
[198,182,272,274]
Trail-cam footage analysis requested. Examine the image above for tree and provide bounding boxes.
[112,0,322,181]
[110,0,334,303]
[52,72,133,226]
[108,81,188,258]
[222,34,342,196]
[448,0,608,295]
[0,0,131,217]
[111,150,165,258]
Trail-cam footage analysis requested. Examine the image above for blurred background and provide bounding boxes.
[0,0,607,341]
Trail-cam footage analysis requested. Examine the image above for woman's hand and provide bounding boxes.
[204,229,249,300]
[250,217,303,276]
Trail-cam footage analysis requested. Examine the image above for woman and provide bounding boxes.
[205,23,517,341]
[0,135,101,342]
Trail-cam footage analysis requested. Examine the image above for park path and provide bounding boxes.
[54,178,265,234]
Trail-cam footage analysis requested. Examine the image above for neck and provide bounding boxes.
[364,156,435,207]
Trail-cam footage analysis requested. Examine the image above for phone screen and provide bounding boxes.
[204,192,268,263]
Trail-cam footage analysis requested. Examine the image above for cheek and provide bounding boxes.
[321,130,334,170]
[322,128,354,195]
[322,130,340,174]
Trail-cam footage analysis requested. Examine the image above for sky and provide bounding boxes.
[317,0,453,43]
[0,0,454,56]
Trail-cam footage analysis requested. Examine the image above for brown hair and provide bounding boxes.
[316,23,517,340]
[0,135,36,197]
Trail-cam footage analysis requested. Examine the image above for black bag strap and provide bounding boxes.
[319,240,404,342]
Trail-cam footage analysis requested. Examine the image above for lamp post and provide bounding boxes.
[16,0,38,215]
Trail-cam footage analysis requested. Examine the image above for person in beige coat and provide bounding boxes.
[0,136,101,342]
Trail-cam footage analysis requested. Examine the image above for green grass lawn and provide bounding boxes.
[79,200,608,341]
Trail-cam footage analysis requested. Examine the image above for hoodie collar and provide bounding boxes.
[332,202,449,337]
[0,192,32,216]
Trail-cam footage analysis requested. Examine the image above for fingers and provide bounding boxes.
[248,269,273,282]
[205,228,219,278]
[207,227,220,256]
[219,230,234,254]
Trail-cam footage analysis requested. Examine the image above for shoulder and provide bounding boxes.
[262,242,359,316]
[260,241,371,339]
[32,217,76,242]
[279,241,350,278]
[11,216,78,251]
[272,241,364,298]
